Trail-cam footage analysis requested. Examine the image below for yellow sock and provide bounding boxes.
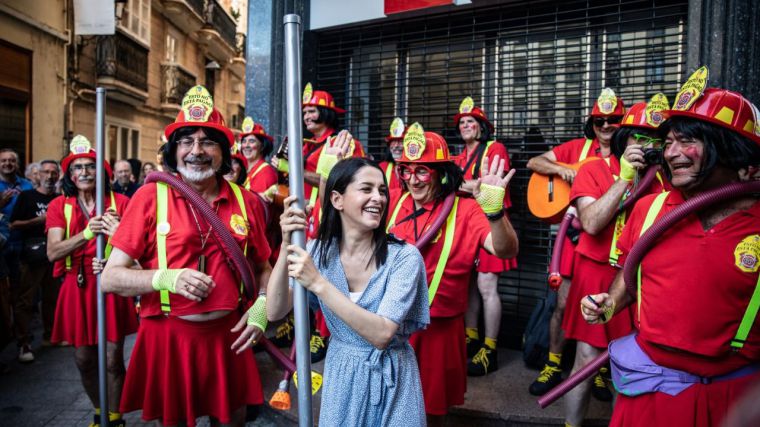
[549,352,562,365]
[465,327,479,340]
[108,412,122,421]
[94,408,101,415]
[484,337,497,350]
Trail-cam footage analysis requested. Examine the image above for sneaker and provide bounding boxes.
[270,318,295,348]
[18,345,35,363]
[466,335,481,359]
[467,346,498,376]
[528,361,563,396]
[591,369,613,402]
[310,333,328,363]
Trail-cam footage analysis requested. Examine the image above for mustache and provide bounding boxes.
[183,154,213,163]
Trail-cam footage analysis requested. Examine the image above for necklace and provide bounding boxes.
[187,202,218,273]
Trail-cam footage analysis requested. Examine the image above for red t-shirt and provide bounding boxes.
[109,179,271,318]
[552,137,601,164]
[303,129,366,203]
[244,159,278,194]
[46,193,130,278]
[617,191,760,376]
[387,189,491,317]
[454,141,512,209]
[378,160,401,191]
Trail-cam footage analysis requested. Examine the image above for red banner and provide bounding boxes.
[385,0,452,15]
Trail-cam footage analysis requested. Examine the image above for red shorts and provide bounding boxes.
[611,370,760,427]
[120,313,263,426]
[559,236,576,278]
[51,272,138,347]
[562,254,633,348]
[410,314,467,415]
[476,248,517,273]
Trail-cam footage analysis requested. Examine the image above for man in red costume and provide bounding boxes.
[102,86,272,427]
[582,70,760,427]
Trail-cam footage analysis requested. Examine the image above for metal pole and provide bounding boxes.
[284,14,313,427]
[95,87,109,427]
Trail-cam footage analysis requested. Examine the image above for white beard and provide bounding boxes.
[178,165,215,182]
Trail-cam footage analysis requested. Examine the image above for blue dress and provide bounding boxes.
[306,239,430,427]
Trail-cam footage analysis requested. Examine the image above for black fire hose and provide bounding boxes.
[539,180,760,409]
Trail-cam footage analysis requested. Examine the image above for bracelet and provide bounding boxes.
[485,210,505,222]
[83,225,95,241]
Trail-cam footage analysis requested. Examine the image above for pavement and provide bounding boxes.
[1,317,612,426]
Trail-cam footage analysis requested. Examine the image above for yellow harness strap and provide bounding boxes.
[636,191,670,321]
[63,192,117,270]
[244,162,268,191]
[387,193,460,306]
[228,182,249,297]
[385,162,394,184]
[578,138,593,162]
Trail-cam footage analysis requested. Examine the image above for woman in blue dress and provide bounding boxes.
[267,156,429,426]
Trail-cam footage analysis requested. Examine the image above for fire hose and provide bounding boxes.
[415,192,456,249]
[538,180,760,408]
[546,166,661,291]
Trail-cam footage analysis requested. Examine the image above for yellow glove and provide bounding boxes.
[475,183,505,214]
[276,158,289,174]
[316,152,340,180]
[620,157,637,182]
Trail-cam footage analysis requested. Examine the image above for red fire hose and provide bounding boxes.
[414,192,456,250]
[538,180,760,409]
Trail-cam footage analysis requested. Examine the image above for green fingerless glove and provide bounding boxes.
[476,183,506,214]
[619,157,637,182]
[83,225,95,241]
[151,268,188,293]
[316,152,339,179]
[247,296,268,331]
[277,158,289,173]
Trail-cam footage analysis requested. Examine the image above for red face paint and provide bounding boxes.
[683,145,700,161]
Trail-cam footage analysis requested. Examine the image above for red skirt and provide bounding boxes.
[120,313,263,426]
[610,370,760,427]
[410,314,467,415]
[476,248,517,273]
[562,254,633,348]
[314,309,330,338]
[559,236,576,278]
[51,271,138,347]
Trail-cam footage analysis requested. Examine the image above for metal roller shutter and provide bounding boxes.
[312,0,688,348]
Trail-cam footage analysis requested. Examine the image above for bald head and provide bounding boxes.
[114,160,132,186]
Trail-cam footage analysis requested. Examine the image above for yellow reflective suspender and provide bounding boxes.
[578,138,593,162]
[63,192,117,270]
[244,162,268,191]
[228,182,249,297]
[386,193,460,306]
[636,191,669,320]
[385,162,394,184]
[471,140,496,176]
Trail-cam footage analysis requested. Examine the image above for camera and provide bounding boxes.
[643,148,662,165]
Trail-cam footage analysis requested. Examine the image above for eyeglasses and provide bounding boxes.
[396,164,434,183]
[592,116,622,127]
[177,137,220,150]
[70,163,96,173]
[633,133,662,147]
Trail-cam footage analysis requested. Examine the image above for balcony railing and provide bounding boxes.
[236,32,245,57]
[96,31,149,93]
[161,63,196,106]
[186,0,204,16]
[204,0,237,49]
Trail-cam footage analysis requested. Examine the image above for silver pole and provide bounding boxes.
[284,14,313,427]
[95,87,109,427]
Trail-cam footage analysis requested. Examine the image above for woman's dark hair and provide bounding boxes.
[230,157,247,186]
[456,116,492,143]
[62,165,112,197]
[397,161,464,201]
[313,157,402,270]
[657,116,760,181]
[161,126,232,175]
[312,106,339,130]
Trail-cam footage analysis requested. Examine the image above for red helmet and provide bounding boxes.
[239,117,273,142]
[398,123,452,164]
[666,87,760,146]
[590,88,626,117]
[620,93,669,130]
[385,117,407,142]
[163,85,235,146]
[60,135,113,179]
[302,82,345,114]
[452,96,494,132]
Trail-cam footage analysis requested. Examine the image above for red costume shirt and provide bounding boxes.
[379,160,401,191]
[552,137,601,164]
[387,189,491,317]
[46,193,130,278]
[244,159,278,194]
[454,140,512,209]
[617,191,760,377]
[110,179,271,318]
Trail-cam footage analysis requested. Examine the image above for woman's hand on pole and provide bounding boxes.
[286,245,327,293]
[280,195,310,246]
[92,257,106,275]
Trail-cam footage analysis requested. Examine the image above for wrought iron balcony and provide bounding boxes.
[161,0,205,33]
[96,31,149,104]
[161,63,197,112]
[198,0,237,61]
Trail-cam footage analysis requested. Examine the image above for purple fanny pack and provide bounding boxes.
[608,334,759,397]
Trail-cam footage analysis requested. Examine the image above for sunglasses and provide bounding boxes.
[396,164,434,183]
[592,116,623,127]
[633,133,662,147]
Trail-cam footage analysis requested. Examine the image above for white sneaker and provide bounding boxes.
[18,345,35,363]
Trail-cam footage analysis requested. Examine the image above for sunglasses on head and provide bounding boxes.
[592,116,623,127]
[396,164,434,183]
